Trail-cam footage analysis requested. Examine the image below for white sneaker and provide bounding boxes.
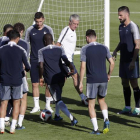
[0,128,4,134]
[30,107,40,113]
[46,106,54,113]
[10,127,15,134]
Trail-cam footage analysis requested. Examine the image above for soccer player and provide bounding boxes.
[25,12,54,113]
[0,24,13,46]
[38,33,78,126]
[0,23,30,128]
[0,30,30,134]
[56,14,88,105]
[79,29,114,134]
[13,23,30,129]
[112,6,140,115]
[0,24,14,127]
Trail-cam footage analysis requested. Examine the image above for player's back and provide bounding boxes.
[18,38,30,58]
[0,42,30,86]
[39,45,65,84]
[81,42,110,83]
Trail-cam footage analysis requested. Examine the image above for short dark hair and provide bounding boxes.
[118,6,130,14]
[3,24,13,33]
[43,33,53,46]
[13,23,25,33]
[86,29,96,38]
[7,30,20,40]
[34,12,44,19]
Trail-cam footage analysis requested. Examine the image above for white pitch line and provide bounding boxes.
[1,12,140,15]
[27,76,119,80]
[110,12,140,14]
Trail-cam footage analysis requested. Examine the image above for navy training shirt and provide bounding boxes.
[25,24,54,62]
[0,37,30,77]
[0,41,30,86]
[0,37,30,58]
[81,42,112,83]
[18,38,30,59]
[119,21,140,63]
[38,45,68,85]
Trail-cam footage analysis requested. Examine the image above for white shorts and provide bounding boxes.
[22,77,28,94]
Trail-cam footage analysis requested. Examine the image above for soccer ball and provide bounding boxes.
[40,109,52,121]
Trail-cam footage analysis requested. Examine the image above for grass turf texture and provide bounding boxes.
[1,0,140,139]
[1,55,140,140]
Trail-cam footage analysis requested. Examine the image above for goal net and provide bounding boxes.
[0,0,41,36]
[0,0,109,48]
[41,0,109,49]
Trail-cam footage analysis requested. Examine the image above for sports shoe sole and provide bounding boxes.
[71,120,78,126]
[16,126,25,130]
[117,111,131,115]
[30,108,40,113]
[0,128,4,134]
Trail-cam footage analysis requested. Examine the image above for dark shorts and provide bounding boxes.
[30,61,39,83]
[86,82,108,99]
[0,84,23,100]
[62,62,77,77]
[119,61,139,79]
[48,83,64,102]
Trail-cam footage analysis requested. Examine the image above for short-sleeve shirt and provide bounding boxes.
[25,24,54,62]
[18,38,30,59]
[57,26,77,62]
[81,42,112,83]
[38,45,68,85]
[119,21,140,62]
[0,36,9,46]
[0,37,30,77]
[0,41,30,86]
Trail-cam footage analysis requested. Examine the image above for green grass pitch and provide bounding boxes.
[1,0,140,139]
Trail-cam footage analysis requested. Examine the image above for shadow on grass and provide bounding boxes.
[24,113,92,133]
[69,105,140,129]
[27,92,87,106]
[27,92,140,129]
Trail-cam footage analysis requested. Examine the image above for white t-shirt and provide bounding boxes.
[57,26,77,62]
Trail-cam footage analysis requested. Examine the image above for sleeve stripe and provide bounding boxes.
[60,27,69,43]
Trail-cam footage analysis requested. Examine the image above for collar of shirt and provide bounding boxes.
[8,41,17,46]
[2,36,9,41]
[89,42,97,45]
[47,44,53,49]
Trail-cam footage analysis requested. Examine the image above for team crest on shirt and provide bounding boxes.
[33,33,37,35]
[44,32,47,34]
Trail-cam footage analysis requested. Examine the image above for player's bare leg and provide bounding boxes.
[98,97,108,121]
[71,73,88,105]
[16,93,27,130]
[88,99,99,132]
[98,97,109,133]
[10,99,20,134]
[0,100,8,134]
[30,83,40,113]
[45,84,54,113]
